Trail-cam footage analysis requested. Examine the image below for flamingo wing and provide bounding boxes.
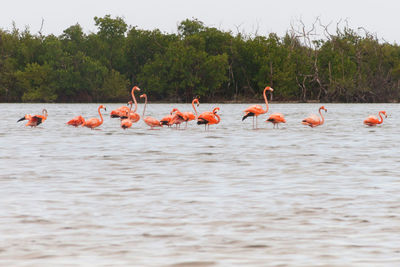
[30,116,43,126]
[182,112,195,121]
[244,105,263,114]
[302,114,320,127]
[67,116,85,126]
[197,112,215,125]
[160,115,173,125]
[129,112,140,122]
[111,106,129,118]
[267,113,286,123]
[18,114,32,122]
[83,118,101,128]
[144,117,162,127]
[364,116,379,125]
[243,105,265,121]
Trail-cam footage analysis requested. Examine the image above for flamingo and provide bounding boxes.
[302,106,327,127]
[170,108,187,128]
[197,107,221,130]
[110,86,138,118]
[17,109,48,127]
[364,111,387,126]
[160,111,174,127]
[120,86,141,123]
[140,94,162,129]
[82,105,106,129]
[243,86,273,129]
[110,105,129,118]
[121,101,133,129]
[67,115,85,127]
[182,98,200,127]
[266,113,286,128]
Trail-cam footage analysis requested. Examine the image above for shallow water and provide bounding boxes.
[1,103,400,266]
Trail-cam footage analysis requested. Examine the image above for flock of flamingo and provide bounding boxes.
[17,86,388,129]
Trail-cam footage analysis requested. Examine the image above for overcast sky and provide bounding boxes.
[1,0,399,43]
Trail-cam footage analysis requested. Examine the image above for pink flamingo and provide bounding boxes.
[140,94,162,129]
[243,86,273,129]
[266,113,286,128]
[121,101,133,129]
[67,115,85,127]
[364,111,387,126]
[82,105,106,129]
[182,98,200,127]
[121,86,141,123]
[302,106,327,127]
[197,107,221,130]
[18,109,48,127]
[169,108,187,128]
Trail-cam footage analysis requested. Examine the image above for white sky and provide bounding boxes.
[1,0,399,43]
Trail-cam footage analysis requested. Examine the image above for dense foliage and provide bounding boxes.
[1,16,400,103]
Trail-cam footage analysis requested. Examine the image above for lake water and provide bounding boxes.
[1,103,399,266]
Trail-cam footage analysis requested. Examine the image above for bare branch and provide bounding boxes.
[39,18,44,37]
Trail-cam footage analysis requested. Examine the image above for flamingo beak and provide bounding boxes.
[17,117,25,122]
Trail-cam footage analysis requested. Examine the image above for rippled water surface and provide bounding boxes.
[1,103,400,266]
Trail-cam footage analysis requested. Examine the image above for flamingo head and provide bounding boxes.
[380,111,387,118]
[133,86,141,91]
[265,86,274,92]
[213,107,220,114]
[193,98,200,107]
[140,94,146,98]
[42,109,48,117]
[99,105,107,111]
[320,106,327,112]
[171,108,178,114]
[127,101,133,106]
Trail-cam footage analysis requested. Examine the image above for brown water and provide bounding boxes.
[1,103,399,266]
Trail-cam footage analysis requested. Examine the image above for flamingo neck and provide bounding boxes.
[132,88,138,113]
[192,100,198,117]
[142,96,147,119]
[127,102,133,118]
[319,109,325,125]
[215,113,221,124]
[98,107,104,123]
[378,112,384,124]
[263,88,269,114]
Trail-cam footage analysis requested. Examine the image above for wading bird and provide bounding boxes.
[121,101,133,129]
[67,115,85,127]
[140,94,162,129]
[266,113,286,128]
[182,98,200,127]
[197,107,221,130]
[242,86,273,129]
[364,111,387,126]
[302,106,327,127]
[160,110,174,127]
[170,108,187,128]
[120,86,141,123]
[82,105,106,129]
[18,109,48,127]
[110,86,139,118]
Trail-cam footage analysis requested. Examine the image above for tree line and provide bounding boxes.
[1,15,400,103]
